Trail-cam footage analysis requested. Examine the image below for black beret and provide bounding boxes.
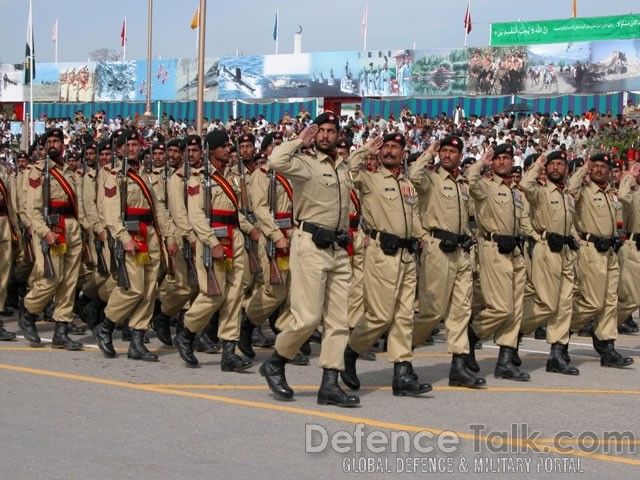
[612,159,624,170]
[511,166,523,174]
[406,152,421,164]
[16,150,28,160]
[205,130,230,150]
[66,151,79,160]
[440,136,464,153]
[166,138,184,150]
[260,132,276,151]
[336,137,353,150]
[545,150,567,164]
[238,133,256,145]
[274,131,283,141]
[253,152,268,163]
[590,152,611,166]
[571,157,585,172]
[493,143,514,158]
[97,140,112,153]
[151,142,165,152]
[114,130,140,147]
[183,135,202,148]
[523,153,539,169]
[110,128,125,145]
[84,141,98,152]
[382,133,406,148]
[461,156,477,167]
[313,111,340,129]
[43,128,64,141]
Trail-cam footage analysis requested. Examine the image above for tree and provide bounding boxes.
[89,48,122,62]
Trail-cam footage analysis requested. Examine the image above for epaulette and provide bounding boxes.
[176,171,184,178]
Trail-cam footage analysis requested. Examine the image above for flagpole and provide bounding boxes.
[195,0,206,135]
[464,1,471,47]
[123,17,127,61]
[29,0,34,144]
[363,4,368,52]
[275,9,279,55]
[55,19,58,63]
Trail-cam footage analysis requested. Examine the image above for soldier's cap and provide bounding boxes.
[313,111,340,129]
[16,150,28,160]
[493,143,514,158]
[461,156,477,167]
[523,153,539,169]
[110,128,126,146]
[97,140,112,153]
[183,135,202,149]
[238,133,256,145]
[336,137,353,150]
[260,132,276,151]
[439,136,464,153]
[43,128,64,141]
[545,150,567,165]
[205,130,230,150]
[613,159,624,170]
[382,133,406,148]
[590,152,611,167]
[166,138,184,150]
[253,152,268,163]
[151,142,166,152]
[511,166,523,175]
[406,152,420,165]
[114,130,141,147]
[66,151,79,160]
[571,157,585,171]
[84,141,98,152]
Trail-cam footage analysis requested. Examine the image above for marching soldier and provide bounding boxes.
[20,128,83,350]
[93,130,177,361]
[409,137,486,388]
[0,168,17,340]
[467,144,530,381]
[341,133,431,396]
[519,151,580,375]
[568,153,633,368]
[260,112,359,407]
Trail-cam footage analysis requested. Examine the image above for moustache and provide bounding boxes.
[47,148,61,161]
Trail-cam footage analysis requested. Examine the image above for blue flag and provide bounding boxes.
[272,11,278,41]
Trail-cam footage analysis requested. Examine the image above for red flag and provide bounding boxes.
[120,18,126,47]
[464,2,472,34]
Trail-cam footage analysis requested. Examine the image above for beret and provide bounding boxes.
[151,142,165,152]
[511,166,523,174]
[16,150,29,160]
[382,133,406,148]
[545,150,567,164]
[590,152,611,166]
[260,132,276,151]
[183,135,202,148]
[440,136,464,153]
[313,111,340,128]
[114,129,140,147]
[97,140,112,153]
[493,143,514,158]
[205,130,230,150]
[461,156,477,167]
[166,138,184,150]
[43,128,64,141]
[238,133,256,145]
[84,141,98,152]
[336,137,353,150]
[523,153,539,169]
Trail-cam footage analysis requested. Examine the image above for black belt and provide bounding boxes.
[0,205,6,215]
[49,206,74,216]
[370,229,416,250]
[211,214,239,226]
[349,217,360,229]
[126,213,154,224]
[484,233,518,243]
[579,233,615,244]
[431,229,469,244]
[625,232,640,241]
[542,231,573,244]
[301,221,350,249]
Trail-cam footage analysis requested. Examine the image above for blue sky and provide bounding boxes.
[0,0,636,64]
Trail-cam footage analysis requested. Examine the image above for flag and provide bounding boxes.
[464,2,472,34]
[361,4,368,38]
[572,0,577,18]
[51,18,58,43]
[191,9,199,29]
[24,3,35,85]
[273,11,278,41]
[120,18,126,47]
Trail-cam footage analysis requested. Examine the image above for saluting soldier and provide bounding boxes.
[467,144,530,381]
[341,133,432,396]
[568,153,633,368]
[93,130,177,361]
[260,112,359,407]
[519,151,580,375]
[0,166,17,340]
[20,128,83,350]
[409,137,486,388]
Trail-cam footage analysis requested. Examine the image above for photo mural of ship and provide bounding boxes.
[95,61,136,101]
[175,57,220,101]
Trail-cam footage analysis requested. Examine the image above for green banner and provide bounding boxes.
[491,14,640,46]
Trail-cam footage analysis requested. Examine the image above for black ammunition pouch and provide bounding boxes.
[580,233,620,253]
[302,222,349,250]
[432,229,474,254]
[371,230,419,256]
[486,233,518,255]
[546,232,566,253]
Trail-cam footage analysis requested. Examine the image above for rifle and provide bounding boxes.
[266,170,283,285]
[116,141,131,290]
[41,154,57,279]
[108,145,119,274]
[81,228,95,267]
[236,140,261,274]
[202,142,222,296]
[19,220,35,264]
[91,150,108,275]
[182,153,198,286]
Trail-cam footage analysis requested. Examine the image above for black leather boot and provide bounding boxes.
[494,346,530,381]
[194,332,220,353]
[51,322,83,350]
[318,369,360,407]
[19,304,41,345]
[252,325,275,348]
[128,329,158,362]
[534,325,547,340]
[290,352,310,365]
[466,326,480,373]
[310,329,322,344]
[300,339,311,356]
[152,311,173,346]
[43,300,55,322]
[94,318,116,358]
[360,349,376,361]
[392,362,432,397]
[173,327,199,368]
[260,351,293,400]
[220,340,252,372]
[562,342,571,364]
[512,334,523,367]
[66,322,86,335]
[449,354,487,388]
[600,341,634,368]
[0,307,14,317]
[546,343,579,375]
[82,297,106,331]
[238,316,256,358]
[122,323,132,341]
[0,320,16,341]
[340,345,360,390]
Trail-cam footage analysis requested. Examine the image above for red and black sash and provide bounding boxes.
[126,169,162,242]
[211,171,240,209]
[275,173,293,203]
[49,167,79,220]
[0,178,17,243]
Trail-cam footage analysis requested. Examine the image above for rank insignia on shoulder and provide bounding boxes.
[187,185,200,196]
[104,186,117,198]
[29,177,41,188]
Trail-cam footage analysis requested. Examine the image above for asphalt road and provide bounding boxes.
[0,314,638,480]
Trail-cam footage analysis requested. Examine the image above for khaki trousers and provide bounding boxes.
[347,230,366,329]
[158,244,197,317]
[0,218,12,310]
[617,241,640,325]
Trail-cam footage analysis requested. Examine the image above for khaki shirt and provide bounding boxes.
[267,139,350,231]
[143,168,178,242]
[251,167,293,243]
[568,167,618,238]
[468,160,522,237]
[82,166,102,234]
[224,165,256,235]
[17,168,31,228]
[408,151,470,235]
[521,163,575,238]
[617,175,640,234]
[167,166,198,244]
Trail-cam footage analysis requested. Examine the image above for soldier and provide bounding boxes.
[519,151,580,375]
[172,130,252,372]
[93,130,177,361]
[568,153,633,368]
[341,133,431,396]
[409,137,486,388]
[260,112,359,407]
[20,128,83,350]
[467,144,530,381]
[0,168,17,340]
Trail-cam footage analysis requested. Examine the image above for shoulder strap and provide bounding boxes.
[211,172,240,210]
[274,172,294,203]
[49,167,79,219]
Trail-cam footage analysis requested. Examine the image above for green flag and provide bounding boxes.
[24,4,35,85]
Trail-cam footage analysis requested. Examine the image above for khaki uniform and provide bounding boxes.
[13,168,34,284]
[468,161,525,348]
[346,202,366,330]
[95,164,120,302]
[520,163,577,345]
[81,165,109,298]
[568,167,620,341]
[345,148,423,363]
[245,167,293,326]
[24,162,82,321]
[617,174,640,324]
[268,139,352,369]
[410,152,473,354]
[0,177,17,310]
[100,164,175,330]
